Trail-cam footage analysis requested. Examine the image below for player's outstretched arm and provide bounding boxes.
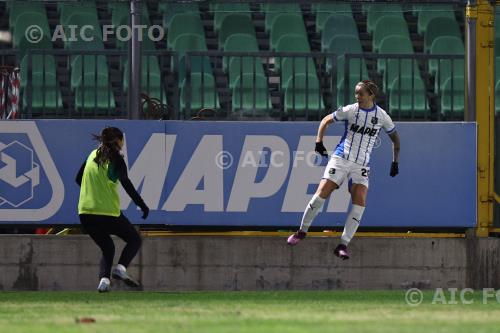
[114,156,150,219]
[315,114,334,157]
[388,131,400,177]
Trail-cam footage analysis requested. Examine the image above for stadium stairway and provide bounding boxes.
[199,2,280,119]
[44,2,71,117]
[146,1,177,117]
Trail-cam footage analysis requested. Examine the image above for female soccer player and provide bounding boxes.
[76,127,149,292]
[287,80,400,259]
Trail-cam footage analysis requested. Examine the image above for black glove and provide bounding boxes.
[315,141,328,157]
[390,162,399,177]
[140,204,149,219]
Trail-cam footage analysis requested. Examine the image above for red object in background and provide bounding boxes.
[0,66,20,119]
[35,228,49,235]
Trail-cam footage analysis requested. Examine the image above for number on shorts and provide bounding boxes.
[361,168,369,177]
[329,168,336,175]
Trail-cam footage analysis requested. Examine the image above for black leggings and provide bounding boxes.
[79,213,142,279]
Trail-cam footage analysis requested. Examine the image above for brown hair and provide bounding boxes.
[92,127,124,166]
[356,80,378,98]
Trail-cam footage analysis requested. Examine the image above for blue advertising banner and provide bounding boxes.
[0,120,476,227]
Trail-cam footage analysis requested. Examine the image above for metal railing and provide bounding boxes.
[13,49,466,120]
[20,49,178,119]
[345,53,465,120]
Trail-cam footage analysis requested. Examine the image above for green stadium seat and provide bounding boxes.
[263,3,302,33]
[171,33,209,79]
[270,14,307,51]
[276,34,310,52]
[496,57,500,80]
[113,11,152,49]
[223,33,259,55]
[8,1,45,29]
[232,73,271,115]
[326,35,364,74]
[271,33,309,74]
[417,5,455,35]
[336,55,369,90]
[70,54,109,91]
[388,76,428,118]
[218,14,256,49]
[274,33,316,90]
[74,76,116,111]
[20,54,62,112]
[68,51,112,111]
[428,36,464,93]
[281,57,317,90]
[123,56,164,103]
[18,35,53,55]
[167,14,205,50]
[361,3,372,15]
[61,13,103,47]
[59,2,98,26]
[12,12,51,48]
[372,16,410,53]
[424,17,461,53]
[284,73,324,117]
[228,56,265,90]
[440,76,464,116]
[223,34,260,83]
[213,3,251,32]
[20,54,56,86]
[321,15,358,52]
[22,72,63,112]
[314,2,353,33]
[161,3,199,28]
[377,36,417,92]
[67,37,105,69]
[178,55,213,85]
[180,73,219,117]
[366,4,404,35]
[109,2,151,25]
[495,39,500,57]
[496,13,500,38]
[171,33,207,52]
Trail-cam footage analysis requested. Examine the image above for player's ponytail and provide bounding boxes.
[92,127,124,166]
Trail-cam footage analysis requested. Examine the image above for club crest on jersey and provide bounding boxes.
[371,117,378,125]
[349,124,378,137]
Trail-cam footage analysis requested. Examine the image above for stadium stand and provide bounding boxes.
[313,2,353,33]
[5,1,468,120]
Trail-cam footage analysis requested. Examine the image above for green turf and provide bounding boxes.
[1,291,500,333]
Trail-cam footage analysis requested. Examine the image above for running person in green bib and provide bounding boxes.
[76,127,149,292]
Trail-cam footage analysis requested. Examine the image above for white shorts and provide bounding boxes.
[322,155,370,188]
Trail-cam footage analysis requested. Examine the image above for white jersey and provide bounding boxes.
[332,103,395,166]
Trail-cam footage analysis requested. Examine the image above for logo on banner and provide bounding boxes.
[0,141,40,207]
[0,122,64,221]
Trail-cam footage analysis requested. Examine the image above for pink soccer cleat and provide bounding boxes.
[287,230,306,246]
[334,244,349,260]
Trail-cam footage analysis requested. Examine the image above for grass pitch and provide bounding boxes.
[0,291,499,333]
